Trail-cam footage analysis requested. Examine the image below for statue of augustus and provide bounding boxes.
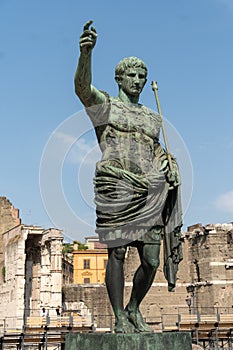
[74,20,183,333]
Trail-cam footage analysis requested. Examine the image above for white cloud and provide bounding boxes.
[69,141,100,165]
[214,191,233,213]
[54,131,76,145]
[54,131,100,165]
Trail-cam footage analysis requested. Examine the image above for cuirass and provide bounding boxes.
[99,98,161,174]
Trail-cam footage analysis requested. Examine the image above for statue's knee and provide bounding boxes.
[113,247,126,261]
[144,257,160,270]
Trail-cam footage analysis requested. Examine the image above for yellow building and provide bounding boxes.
[73,249,108,284]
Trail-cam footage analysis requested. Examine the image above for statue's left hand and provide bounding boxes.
[167,169,180,189]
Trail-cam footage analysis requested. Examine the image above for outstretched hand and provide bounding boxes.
[79,20,97,55]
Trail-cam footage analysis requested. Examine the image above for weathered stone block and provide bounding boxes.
[65,332,192,350]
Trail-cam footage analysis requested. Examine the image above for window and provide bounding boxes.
[83,259,90,269]
[104,259,108,269]
[84,277,90,284]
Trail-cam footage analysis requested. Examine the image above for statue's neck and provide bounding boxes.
[118,89,139,104]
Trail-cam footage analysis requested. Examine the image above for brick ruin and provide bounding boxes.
[0,197,63,330]
[0,197,21,235]
[185,223,233,313]
[0,196,21,283]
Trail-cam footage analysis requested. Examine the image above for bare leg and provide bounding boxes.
[105,247,135,333]
[126,243,160,332]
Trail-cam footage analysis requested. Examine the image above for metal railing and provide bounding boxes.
[0,308,233,349]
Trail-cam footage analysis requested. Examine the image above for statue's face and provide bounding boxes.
[120,67,147,97]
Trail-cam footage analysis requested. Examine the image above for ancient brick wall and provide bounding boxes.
[0,196,21,236]
[63,284,114,328]
[0,196,21,283]
[187,223,233,313]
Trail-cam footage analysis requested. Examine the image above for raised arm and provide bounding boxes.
[74,20,107,107]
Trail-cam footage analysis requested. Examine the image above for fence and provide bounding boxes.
[0,308,233,349]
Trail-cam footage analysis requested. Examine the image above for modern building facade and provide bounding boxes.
[73,249,108,284]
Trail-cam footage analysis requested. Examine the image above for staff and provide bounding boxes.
[151,81,173,171]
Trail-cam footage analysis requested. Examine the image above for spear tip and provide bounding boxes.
[151,81,158,91]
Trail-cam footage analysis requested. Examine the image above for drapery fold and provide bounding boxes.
[94,160,183,291]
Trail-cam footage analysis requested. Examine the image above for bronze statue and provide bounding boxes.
[74,20,183,333]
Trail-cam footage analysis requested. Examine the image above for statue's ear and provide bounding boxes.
[115,75,122,86]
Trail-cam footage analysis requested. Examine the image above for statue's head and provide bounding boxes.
[115,57,148,82]
[115,57,148,97]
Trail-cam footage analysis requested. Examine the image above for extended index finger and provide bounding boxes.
[83,20,93,31]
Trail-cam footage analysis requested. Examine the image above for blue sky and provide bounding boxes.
[1,0,233,242]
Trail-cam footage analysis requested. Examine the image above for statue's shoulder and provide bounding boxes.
[135,104,162,130]
[141,104,161,121]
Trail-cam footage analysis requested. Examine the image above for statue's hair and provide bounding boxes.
[115,56,148,78]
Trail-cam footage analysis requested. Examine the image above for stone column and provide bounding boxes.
[40,229,63,315]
